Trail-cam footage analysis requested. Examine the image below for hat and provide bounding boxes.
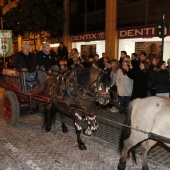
[21,42,31,50]
[42,43,50,49]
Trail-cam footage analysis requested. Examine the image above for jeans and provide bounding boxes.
[37,65,59,85]
[23,71,36,90]
[119,96,131,113]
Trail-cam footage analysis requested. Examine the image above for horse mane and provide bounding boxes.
[75,67,92,88]
[99,70,110,86]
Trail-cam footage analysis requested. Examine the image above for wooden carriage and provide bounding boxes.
[0,68,51,125]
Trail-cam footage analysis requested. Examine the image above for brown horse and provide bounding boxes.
[118,96,170,170]
[42,67,110,150]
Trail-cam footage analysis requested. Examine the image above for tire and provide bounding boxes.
[3,91,20,126]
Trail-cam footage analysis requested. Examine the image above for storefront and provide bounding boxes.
[117,26,170,62]
[71,32,105,59]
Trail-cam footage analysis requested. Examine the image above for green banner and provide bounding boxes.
[0,30,12,57]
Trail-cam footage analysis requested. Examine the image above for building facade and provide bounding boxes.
[1,0,170,60]
[68,0,170,60]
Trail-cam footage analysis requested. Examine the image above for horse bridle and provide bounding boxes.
[65,68,96,102]
[89,69,105,95]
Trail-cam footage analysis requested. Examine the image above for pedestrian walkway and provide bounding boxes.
[60,106,170,170]
[0,105,169,170]
[0,110,143,170]
[94,108,170,170]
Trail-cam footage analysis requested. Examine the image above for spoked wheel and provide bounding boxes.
[3,91,20,126]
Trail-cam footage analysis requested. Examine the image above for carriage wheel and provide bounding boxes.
[3,91,20,126]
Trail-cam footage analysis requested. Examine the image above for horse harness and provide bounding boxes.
[55,68,104,102]
[49,68,104,132]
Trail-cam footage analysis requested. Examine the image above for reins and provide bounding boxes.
[97,115,170,144]
[97,115,149,134]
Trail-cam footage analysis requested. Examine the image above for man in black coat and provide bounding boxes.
[36,44,58,71]
[36,43,59,86]
[13,42,37,90]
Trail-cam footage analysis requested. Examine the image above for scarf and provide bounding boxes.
[121,68,127,75]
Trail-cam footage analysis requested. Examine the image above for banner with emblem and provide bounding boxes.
[0,30,12,57]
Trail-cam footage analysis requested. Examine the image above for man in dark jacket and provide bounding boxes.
[36,43,59,85]
[36,43,58,71]
[14,43,36,72]
[13,42,37,90]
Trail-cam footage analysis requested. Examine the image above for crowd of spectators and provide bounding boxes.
[2,43,170,114]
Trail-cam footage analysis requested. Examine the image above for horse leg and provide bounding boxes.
[59,113,68,133]
[118,138,132,170]
[42,104,56,132]
[141,139,157,170]
[118,136,143,170]
[75,126,87,150]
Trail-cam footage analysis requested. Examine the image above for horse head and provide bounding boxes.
[76,67,111,106]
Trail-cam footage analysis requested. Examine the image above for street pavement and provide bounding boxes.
[0,105,169,170]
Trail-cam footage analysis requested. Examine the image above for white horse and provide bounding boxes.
[118,96,170,170]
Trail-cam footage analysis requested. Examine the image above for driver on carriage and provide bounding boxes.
[13,43,60,91]
[13,42,38,90]
[36,43,59,87]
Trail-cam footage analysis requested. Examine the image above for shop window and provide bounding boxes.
[131,0,144,2]
[118,0,145,6]
[70,0,85,15]
[87,0,106,12]
[87,0,95,12]
[96,0,106,10]
[77,0,85,14]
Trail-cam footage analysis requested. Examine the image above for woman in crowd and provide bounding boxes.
[150,60,170,97]
[116,60,133,114]
[148,56,160,96]
[127,60,150,100]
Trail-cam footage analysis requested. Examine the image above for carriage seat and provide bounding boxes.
[2,68,19,77]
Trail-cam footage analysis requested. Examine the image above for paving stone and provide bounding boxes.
[0,106,169,170]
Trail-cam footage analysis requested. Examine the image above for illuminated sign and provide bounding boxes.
[71,32,105,42]
[118,27,157,38]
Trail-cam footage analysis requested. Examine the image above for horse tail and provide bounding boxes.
[118,98,141,163]
[128,146,137,163]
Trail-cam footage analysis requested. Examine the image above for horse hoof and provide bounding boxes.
[45,126,51,132]
[117,160,126,170]
[62,126,68,133]
[142,165,149,170]
[78,144,87,150]
[117,164,125,170]
[85,129,92,136]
